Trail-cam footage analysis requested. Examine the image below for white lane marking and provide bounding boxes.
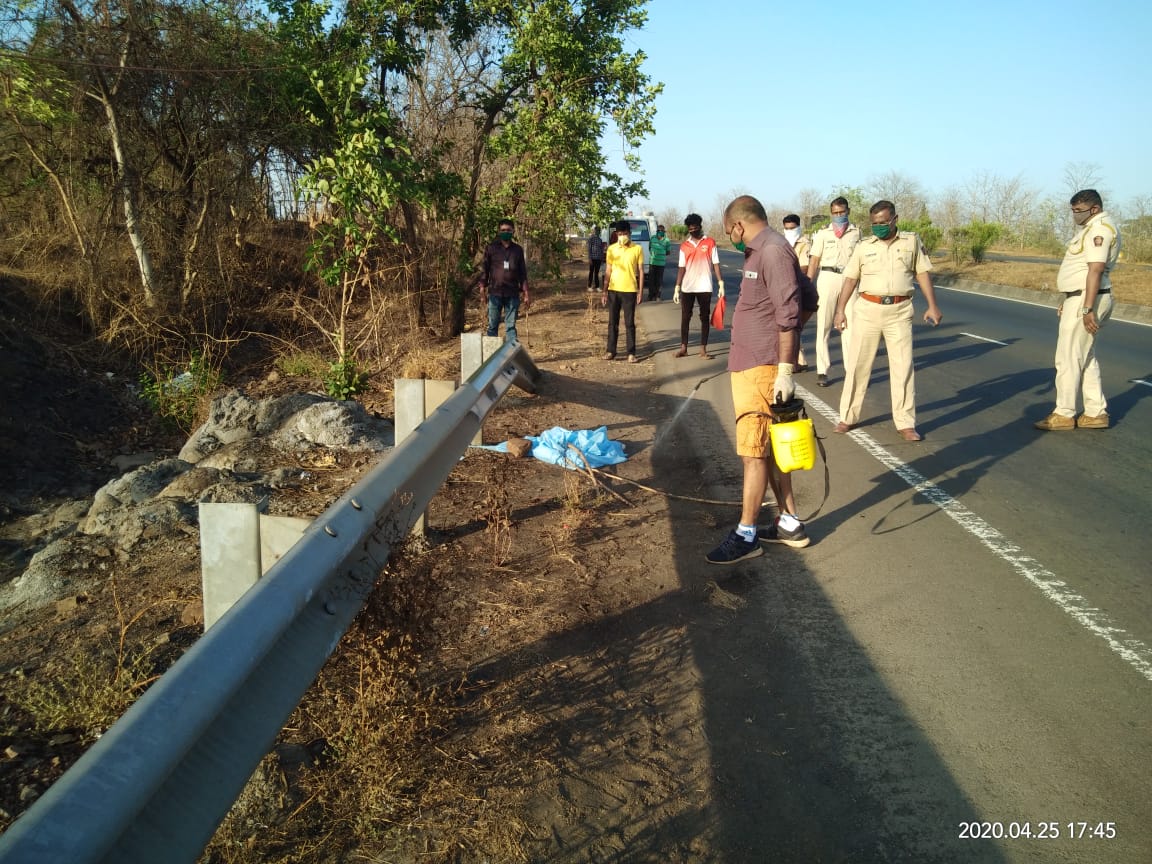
[959,332,1008,345]
[940,284,1152,328]
[1130,379,1152,388]
[798,384,1152,684]
[939,284,1054,310]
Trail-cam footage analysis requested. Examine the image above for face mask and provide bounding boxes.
[498,231,513,241]
[688,226,701,237]
[617,235,629,245]
[1072,209,1094,227]
[784,227,801,244]
[656,231,665,238]
[871,222,893,239]
[729,224,745,252]
[831,215,849,226]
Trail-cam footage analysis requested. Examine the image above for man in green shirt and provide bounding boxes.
[648,224,672,301]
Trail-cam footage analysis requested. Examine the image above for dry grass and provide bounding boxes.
[934,253,1152,307]
[203,535,531,864]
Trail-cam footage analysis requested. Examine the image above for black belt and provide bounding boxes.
[820,266,843,273]
[1063,289,1109,297]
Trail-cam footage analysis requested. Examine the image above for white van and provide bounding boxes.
[602,219,652,270]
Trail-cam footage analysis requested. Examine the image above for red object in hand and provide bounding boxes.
[710,296,726,330]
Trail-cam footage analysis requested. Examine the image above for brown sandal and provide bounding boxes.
[673,346,687,358]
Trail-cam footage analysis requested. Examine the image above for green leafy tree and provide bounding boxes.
[297,61,424,398]
[439,0,661,333]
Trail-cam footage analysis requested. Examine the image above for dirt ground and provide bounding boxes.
[0,262,751,861]
[1,253,1149,861]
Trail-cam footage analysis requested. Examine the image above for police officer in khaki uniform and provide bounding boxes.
[1034,189,1120,431]
[806,196,862,387]
[831,200,942,441]
[783,214,814,371]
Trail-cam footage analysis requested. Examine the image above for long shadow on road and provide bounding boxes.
[451,349,1007,863]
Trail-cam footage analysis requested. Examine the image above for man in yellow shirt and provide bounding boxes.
[602,220,644,363]
[1034,189,1121,431]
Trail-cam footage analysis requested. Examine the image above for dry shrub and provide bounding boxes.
[204,539,527,864]
[480,461,513,566]
[398,337,458,381]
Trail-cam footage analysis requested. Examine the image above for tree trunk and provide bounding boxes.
[59,0,161,310]
[104,97,160,308]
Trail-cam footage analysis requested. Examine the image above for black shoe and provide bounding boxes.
[758,518,811,549]
[795,364,809,373]
[817,374,829,387]
[706,529,763,565]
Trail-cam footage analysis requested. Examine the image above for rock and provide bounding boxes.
[49,500,90,530]
[155,466,224,500]
[0,537,96,613]
[180,601,204,628]
[270,400,393,452]
[79,499,196,550]
[9,387,395,614]
[111,452,156,473]
[506,438,533,458]
[83,459,194,529]
[196,441,270,472]
[180,389,394,463]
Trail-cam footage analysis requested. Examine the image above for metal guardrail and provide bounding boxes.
[0,341,540,864]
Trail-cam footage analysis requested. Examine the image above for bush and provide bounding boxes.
[323,356,368,400]
[897,215,942,255]
[949,220,1003,264]
[138,349,221,432]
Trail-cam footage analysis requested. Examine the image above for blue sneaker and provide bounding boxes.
[706,529,763,565]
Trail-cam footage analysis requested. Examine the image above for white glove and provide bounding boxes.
[773,363,795,403]
[717,282,725,299]
[673,285,681,304]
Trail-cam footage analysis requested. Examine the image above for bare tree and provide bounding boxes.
[866,170,927,217]
[934,186,966,234]
[795,187,825,225]
[1063,161,1105,197]
[57,0,160,307]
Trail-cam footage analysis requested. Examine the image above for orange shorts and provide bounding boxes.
[731,366,779,458]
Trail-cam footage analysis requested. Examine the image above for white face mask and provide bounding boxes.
[784,227,802,245]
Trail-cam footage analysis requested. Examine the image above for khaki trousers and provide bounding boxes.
[839,297,916,429]
[1054,292,1113,417]
[814,273,855,375]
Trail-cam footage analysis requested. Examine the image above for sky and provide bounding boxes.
[606,0,1152,222]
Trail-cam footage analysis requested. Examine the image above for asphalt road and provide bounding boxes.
[641,244,1152,862]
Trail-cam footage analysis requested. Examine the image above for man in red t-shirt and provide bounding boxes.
[673,213,724,358]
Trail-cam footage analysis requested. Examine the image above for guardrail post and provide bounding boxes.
[199,505,311,629]
[199,503,260,630]
[0,341,538,864]
[460,333,504,444]
[394,378,457,535]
